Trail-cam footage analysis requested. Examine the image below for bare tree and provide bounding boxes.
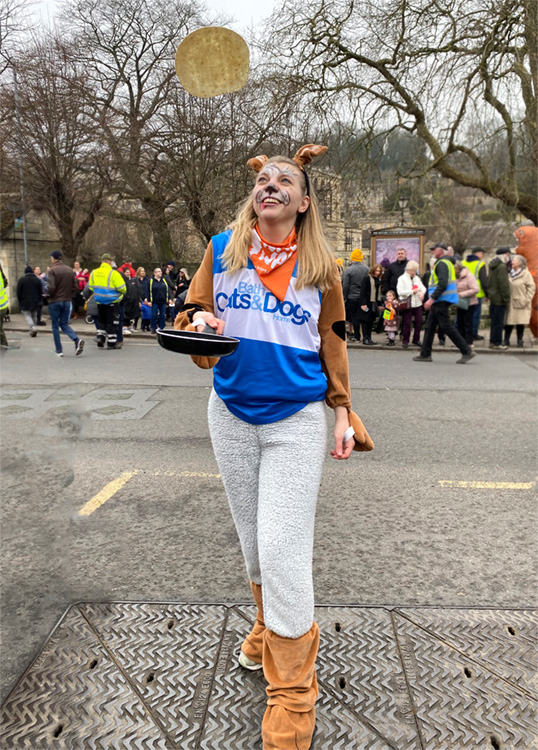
[62,0,204,263]
[1,36,110,261]
[155,72,310,243]
[270,0,537,224]
[62,0,313,259]
[0,0,31,75]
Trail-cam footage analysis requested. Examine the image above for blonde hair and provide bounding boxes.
[406,260,419,272]
[222,156,338,291]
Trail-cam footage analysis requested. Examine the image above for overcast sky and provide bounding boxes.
[34,0,276,30]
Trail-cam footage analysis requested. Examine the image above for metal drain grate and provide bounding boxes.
[1,604,536,749]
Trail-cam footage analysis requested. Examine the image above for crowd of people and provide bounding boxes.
[341,243,536,360]
[1,240,535,358]
[1,252,191,353]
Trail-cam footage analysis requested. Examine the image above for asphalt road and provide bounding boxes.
[1,336,537,702]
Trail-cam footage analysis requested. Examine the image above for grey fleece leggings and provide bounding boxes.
[208,390,327,639]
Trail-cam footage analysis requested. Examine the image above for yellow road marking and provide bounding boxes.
[439,480,535,490]
[78,469,220,517]
[78,471,139,516]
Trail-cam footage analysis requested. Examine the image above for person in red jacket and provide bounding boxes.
[118,260,136,278]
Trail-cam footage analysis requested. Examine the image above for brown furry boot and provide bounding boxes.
[239,581,265,670]
[261,623,319,750]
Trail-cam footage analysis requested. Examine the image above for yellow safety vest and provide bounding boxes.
[0,272,8,311]
[462,259,485,298]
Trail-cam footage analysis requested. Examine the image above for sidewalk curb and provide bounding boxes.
[5,316,538,355]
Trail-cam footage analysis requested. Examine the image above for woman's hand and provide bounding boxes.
[331,406,354,460]
[361,305,367,311]
[193,310,226,335]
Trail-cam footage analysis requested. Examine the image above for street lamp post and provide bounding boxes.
[398,197,409,226]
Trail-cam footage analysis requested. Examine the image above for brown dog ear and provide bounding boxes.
[293,144,328,168]
[247,155,269,173]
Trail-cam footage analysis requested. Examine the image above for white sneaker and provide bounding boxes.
[122,328,132,335]
[238,650,263,671]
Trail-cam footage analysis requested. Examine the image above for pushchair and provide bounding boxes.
[83,289,98,324]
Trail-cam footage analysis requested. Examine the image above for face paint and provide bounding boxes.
[254,164,300,211]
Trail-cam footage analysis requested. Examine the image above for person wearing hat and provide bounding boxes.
[463,246,488,340]
[47,250,84,357]
[342,248,369,341]
[164,259,179,285]
[88,253,127,349]
[413,243,475,363]
[16,265,43,337]
[174,145,374,750]
[487,248,511,349]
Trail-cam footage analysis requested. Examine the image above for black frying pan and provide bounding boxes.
[156,325,239,357]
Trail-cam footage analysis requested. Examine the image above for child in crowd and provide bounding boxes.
[140,301,152,331]
[383,290,399,346]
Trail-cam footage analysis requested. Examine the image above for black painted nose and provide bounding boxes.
[265,184,278,194]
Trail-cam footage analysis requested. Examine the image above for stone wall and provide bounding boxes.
[0,211,60,311]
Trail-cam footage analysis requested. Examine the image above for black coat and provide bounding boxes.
[357,275,381,322]
[134,276,149,302]
[122,277,140,319]
[382,259,408,295]
[17,273,43,311]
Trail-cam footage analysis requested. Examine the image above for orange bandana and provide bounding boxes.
[249,225,297,301]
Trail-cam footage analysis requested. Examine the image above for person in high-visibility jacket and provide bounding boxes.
[0,262,9,350]
[413,243,475,364]
[88,253,126,349]
[463,246,488,340]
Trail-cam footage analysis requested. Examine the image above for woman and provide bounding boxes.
[162,263,177,320]
[357,263,383,345]
[455,260,479,347]
[72,261,89,319]
[176,268,191,295]
[397,260,425,348]
[175,145,373,750]
[504,254,535,347]
[132,267,148,330]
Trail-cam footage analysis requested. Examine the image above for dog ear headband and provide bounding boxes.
[247,144,328,196]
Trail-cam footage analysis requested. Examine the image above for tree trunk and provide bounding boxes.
[142,198,174,265]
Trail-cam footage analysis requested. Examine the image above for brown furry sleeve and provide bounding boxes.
[318,278,351,410]
[318,278,374,452]
[173,241,220,370]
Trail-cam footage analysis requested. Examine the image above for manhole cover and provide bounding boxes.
[1,604,536,748]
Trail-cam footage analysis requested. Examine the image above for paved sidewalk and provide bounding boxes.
[4,313,537,355]
[1,602,536,748]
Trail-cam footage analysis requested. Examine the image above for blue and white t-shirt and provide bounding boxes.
[211,231,328,424]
